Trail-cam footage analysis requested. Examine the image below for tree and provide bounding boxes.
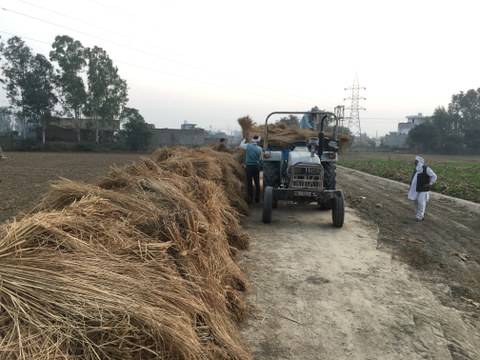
[1,37,57,144]
[0,107,13,133]
[23,53,58,145]
[277,115,299,127]
[406,122,441,153]
[50,35,87,142]
[84,46,128,143]
[335,126,352,138]
[119,107,152,151]
[448,88,480,153]
[429,106,464,154]
[0,36,33,138]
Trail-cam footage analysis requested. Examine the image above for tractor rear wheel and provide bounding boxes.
[332,191,344,228]
[263,162,280,189]
[263,186,273,223]
[322,162,336,190]
[318,199,333,210]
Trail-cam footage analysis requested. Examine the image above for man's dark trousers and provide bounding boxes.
[246,165,261,203]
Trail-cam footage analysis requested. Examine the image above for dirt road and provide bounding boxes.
[239,166,480,360]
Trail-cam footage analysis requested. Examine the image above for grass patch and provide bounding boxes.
[339,152,480,203]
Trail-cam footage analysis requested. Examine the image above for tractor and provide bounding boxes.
[261,107,345,227]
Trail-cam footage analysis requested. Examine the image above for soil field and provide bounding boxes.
[0,151,143,223]
[1,151,480,359]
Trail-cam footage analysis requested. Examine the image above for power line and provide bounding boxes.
[0,5,340,109]
[16,0,130,39]
[0,28,316,107]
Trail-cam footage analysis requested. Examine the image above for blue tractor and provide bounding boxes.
[261,108,344,227]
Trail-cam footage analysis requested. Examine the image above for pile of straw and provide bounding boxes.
[152,147,249,218]
[0,151,253,359]
[211,141,231,153]
[237,117,350,152]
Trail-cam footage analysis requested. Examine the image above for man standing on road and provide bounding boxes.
[408,155,437,221]
[240,135,263,204]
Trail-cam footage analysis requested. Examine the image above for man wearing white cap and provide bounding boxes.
[240,135,263,203]
[408,155,437,221]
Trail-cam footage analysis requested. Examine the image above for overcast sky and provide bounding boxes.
[0,0,479,137]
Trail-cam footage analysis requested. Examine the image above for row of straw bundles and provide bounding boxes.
[151,146,250,220]
[0,151,252,359]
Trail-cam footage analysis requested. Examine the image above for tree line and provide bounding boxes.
[407,89,480,154]
[0,35,151,150]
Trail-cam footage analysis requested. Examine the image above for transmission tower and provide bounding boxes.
[344,75,366,138]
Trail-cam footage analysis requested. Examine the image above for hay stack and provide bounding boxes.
[152,147,249,216]
[0,152,253,359]
[212,141,231,153]
[237,118,350,152]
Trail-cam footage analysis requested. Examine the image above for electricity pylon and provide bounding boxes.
[344,75,366,139]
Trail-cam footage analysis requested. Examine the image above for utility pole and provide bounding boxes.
[344,75,366,140]
[334,105,345,129]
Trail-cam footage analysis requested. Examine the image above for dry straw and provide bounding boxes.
[238,116,350,151]
[0,150,253,359]
[237,116,253,143]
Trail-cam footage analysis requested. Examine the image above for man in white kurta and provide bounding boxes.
[408,156,437,221]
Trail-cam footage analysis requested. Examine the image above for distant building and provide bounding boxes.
[398,113,424,134]
[45,118,118,142]
[384,113,424,148]
[149,121,237,148]
[383,132,408,148]
[150,126,206,147]
[180,121,197,130]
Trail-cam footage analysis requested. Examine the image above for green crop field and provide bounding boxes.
[338,152,480,203]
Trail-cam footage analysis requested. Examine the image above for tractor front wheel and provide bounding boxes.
[332,191,344,228]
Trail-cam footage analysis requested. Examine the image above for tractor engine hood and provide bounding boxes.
[288,147,321,166]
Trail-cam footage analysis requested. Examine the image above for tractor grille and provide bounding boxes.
[289,163,324,189]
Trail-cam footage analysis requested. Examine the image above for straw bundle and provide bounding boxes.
[0,152,253,359]
[237,116,254,143]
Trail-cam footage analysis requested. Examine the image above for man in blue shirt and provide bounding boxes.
[299,106,319,130]
[240,135,263,203]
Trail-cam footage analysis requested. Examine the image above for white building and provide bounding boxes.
[383,113,425,148]
[398,113,424,134]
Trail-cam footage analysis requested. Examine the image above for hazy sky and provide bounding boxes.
[0,0,479,137]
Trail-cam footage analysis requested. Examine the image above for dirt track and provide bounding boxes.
[239,166,480,359]
[1,153,480,359]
